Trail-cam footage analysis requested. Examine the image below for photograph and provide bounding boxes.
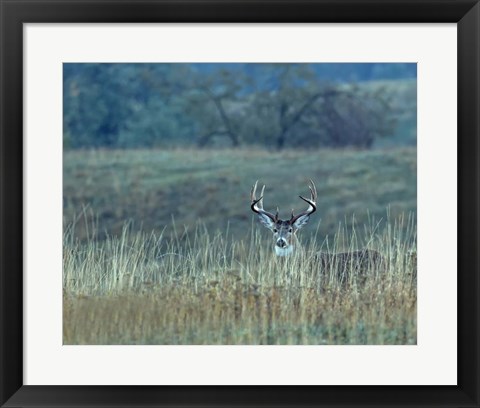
[63,62,417,345]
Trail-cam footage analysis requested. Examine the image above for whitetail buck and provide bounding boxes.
[251,179,317,257]
[250,180,384,278]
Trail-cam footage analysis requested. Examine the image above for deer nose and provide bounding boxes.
[276,238,287,248]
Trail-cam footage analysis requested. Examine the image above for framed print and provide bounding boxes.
[1,0,479,407]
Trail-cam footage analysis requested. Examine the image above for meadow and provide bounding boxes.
[63,147,417,345]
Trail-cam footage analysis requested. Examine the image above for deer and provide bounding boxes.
[250,180,384,281]
[251,179,317,257]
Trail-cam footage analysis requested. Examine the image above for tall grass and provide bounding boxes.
[63,212,416,345]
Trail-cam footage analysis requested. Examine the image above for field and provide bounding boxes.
[63,147,417,345]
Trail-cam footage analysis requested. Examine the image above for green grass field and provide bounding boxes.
[64,147,416,242]
[63,147,416,345]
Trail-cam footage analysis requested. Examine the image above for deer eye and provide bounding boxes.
[273,228,278,233]
[289,228,293,232]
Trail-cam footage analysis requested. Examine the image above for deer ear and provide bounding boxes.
[257,214,276,230]
[292,214,310,230]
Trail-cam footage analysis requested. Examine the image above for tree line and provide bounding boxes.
[64,63,414,150]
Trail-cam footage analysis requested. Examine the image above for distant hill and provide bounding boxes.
[358,79,417,147]
[191,63,416,83]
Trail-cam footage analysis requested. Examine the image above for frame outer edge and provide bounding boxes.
[458,1,480,406]
[0,0,24,407]
[0,0,479,407]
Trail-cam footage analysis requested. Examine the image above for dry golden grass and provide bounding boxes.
[63,213,416,345]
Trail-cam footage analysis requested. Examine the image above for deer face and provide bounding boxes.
[250,180,317,256]
[273,220,294,251]
[269,219,302,256]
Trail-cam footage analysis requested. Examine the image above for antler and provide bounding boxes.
[251,181,278,222]
[290,179,317,224]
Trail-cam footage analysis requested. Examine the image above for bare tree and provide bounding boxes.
[247,65,395,149]
[183,68,245,147]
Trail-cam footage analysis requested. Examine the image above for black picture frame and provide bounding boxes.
[1,1,479,407]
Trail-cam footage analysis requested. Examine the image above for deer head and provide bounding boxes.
[250,180,317,256]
